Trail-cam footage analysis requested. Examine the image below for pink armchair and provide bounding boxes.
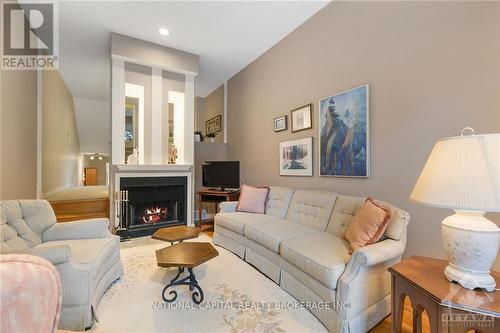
[0,254,62,333]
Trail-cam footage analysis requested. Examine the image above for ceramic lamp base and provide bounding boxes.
[442,211,500,292]
[444,264,496,292]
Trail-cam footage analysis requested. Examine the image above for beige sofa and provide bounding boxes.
[0,200,123,330]
[213,187,410,333]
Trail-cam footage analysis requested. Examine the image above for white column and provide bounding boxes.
[151,67,163,164]
[183,75,195,166]
[111,57,125,165]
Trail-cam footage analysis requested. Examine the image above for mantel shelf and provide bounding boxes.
[114,164,193,172]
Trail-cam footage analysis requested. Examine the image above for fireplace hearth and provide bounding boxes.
[116,176,187,239]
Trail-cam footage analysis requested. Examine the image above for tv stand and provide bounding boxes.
[207,187,239,193]
[196,189,240,228]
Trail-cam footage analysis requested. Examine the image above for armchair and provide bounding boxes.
[0,200,123,331]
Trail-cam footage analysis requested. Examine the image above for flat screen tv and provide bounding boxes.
[202,161,240,191]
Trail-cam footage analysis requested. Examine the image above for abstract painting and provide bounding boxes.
[279,137,313,176]
[319,84,369,177]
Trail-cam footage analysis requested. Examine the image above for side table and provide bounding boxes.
[389,256,499,333]
[196,189,240,227]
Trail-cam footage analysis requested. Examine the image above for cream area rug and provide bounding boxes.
[91,235,327,333]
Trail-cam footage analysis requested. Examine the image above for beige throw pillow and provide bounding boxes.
[344,198,391,252]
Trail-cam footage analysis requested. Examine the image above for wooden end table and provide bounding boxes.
[196,189,240,227]
[152,226,200,245]
[156,242,219,304]
[389,256,499,333]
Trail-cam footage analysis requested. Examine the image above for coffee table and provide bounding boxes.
[156,242,219,304]
[152,226,200,245]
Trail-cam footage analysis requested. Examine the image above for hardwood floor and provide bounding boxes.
[201,230,427,332]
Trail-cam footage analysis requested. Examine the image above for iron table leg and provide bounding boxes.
[161,267,204,304]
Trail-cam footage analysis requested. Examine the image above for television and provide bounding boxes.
[202,161,240,191]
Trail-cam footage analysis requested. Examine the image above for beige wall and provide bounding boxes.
[42,70,81,194]
[204,84,224,143]
[195,97,206,133]
[227,2,500,268]
[83,155,109,185]
[0,70,38,199]
[112,32,199,75]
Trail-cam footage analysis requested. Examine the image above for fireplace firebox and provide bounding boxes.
[116,176,187,238]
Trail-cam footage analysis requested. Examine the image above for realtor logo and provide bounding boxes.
[1,1,58,69]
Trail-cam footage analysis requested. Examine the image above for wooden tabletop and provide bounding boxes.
[389,256,500,317]
[156,242,219,268]
[152,226,200,243]
[197,189,240,196]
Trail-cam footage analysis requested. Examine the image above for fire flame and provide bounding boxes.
[142,206,168,224]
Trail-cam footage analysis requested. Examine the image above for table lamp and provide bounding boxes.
[410,128,500,291]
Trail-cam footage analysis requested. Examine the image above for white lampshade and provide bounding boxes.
[410,132,500,212]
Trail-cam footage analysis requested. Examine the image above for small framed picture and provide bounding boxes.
[274,115,287,132]
[205,115,222,135]
[279,137,313,176]
[291,103,313,133]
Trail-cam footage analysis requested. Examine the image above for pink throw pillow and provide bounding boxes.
[344,198,391,252]
[236,185,269,214]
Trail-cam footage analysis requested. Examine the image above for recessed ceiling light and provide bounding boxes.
[158,28,170,36]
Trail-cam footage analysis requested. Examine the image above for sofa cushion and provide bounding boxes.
[326,195,365,238]
[0,201,40,249]
[281,232,351,289]
[19,200,56,238]
[285,190,337,230]
[35,237,120,281]
[236,185,269,214]
[244,219,319,253]
[1,216,30,252]
[265,187,294,218]
[371,199,410,241]
[345,198,391,251]
[215,212,280,235]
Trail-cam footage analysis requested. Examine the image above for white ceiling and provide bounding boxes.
[58,1,329,101]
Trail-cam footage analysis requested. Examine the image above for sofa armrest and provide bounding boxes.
[353,238,406,267]
[219,201,239,213]
[335,235,407,320]
[42,218,112,242]
[12,245,71,265]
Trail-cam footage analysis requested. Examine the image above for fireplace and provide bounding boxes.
[116,176,187,238]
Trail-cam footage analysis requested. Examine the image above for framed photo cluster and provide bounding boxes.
[278,84,370,178]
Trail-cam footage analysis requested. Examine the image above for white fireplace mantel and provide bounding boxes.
[110,164,194,228]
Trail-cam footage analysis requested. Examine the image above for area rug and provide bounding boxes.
[91,235,327,333]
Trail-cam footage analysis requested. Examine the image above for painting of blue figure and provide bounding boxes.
[319,85,369,177]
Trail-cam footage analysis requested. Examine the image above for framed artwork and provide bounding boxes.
[205,115,222,135]
[291,103,313,133]
[319,84,370,177]
[279,137,313,176]
[274,115,287,132]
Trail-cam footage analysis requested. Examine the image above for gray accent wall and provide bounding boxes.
[226,2,500,268]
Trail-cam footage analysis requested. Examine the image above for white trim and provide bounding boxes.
[223,81,228,143]
[111,54,198,77]
[151,67,163,164]
[114,171,193,226]
[125,83,145,164]
[184,75,195,165]
[111,58,125,164]
[41,184,72,200]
